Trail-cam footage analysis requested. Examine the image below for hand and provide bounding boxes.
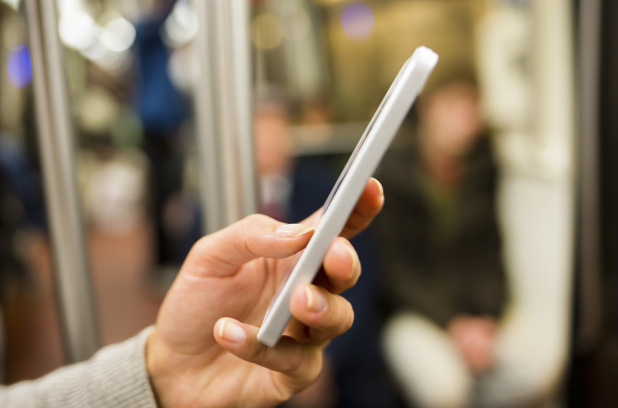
[448,315,498,375]
[146,178,384,407]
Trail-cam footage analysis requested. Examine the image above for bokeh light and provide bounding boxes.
[281,4,311,41]
[341,2,375,41]
[163,0,199,47]
[0,0,19,10]
[98,12,136,53]
[252,13,284,50]
[7,45,32,89]
[59,8,98,51]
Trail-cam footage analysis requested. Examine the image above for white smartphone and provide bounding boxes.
[257,46,439,347]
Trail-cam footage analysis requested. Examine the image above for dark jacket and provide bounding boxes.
[375,136,508,327]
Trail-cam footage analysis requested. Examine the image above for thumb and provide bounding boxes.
[186,214,314,277]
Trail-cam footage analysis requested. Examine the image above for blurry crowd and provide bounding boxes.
[0,0,566,407]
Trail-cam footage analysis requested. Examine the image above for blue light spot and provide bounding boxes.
[7,45,33,89]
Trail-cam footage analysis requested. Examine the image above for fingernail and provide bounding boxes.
[305,286,327,313]
[345,243,359,280]
[373,178,384,198]
[276,224,314,238]
[219,319,246,344]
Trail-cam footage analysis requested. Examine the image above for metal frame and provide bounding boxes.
[24,0,99,362]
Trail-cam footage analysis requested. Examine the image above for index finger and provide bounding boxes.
[302,178,384,240]
[186,214,314,278]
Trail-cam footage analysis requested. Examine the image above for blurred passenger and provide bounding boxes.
[134,0,194,270]
[74,88,148,237]
[0,134,44,290]
[376,72,509,408]
[254,88,398,408]
[0,70,46,384]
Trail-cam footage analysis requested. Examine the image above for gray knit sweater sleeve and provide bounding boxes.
[0,326,157,408]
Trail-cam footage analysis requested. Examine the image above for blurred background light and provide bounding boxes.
[280,3,311,41]
[252,12,284,50]
[7,45,33,89]
[315,0,346,5]
[84,43,130,72]
[81,40,107,63]
[163,0,198,48]
[98,12,136,53]
[0,0,19,10]
[341,1,375,41]
[59,8,99,51]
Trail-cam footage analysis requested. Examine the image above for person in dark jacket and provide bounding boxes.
[376,72,509,408]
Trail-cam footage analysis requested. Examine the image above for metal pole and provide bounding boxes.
[192,0,257,232]
[25,0,99,362]
[213,0,244,226]
[229,0,257,217]
[192,0,227,233]
[577,0,603,351]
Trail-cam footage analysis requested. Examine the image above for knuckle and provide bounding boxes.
[282,346,306,373]
[191,235,209,253]
[243,213,270,226]
[323,296,354,336]
[253,340,272,363]
[241,234,260,259]
[238,214,273,258]
[328,297,354,334]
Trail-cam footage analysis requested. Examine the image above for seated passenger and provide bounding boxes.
[376,71,509,408]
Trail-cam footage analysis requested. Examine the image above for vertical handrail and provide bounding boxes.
[25,0,99,362]
[577,0,603,351]
[192,0,226,233]
[192,0,256,233]
[229,0,257,217]
[213,0,243,226]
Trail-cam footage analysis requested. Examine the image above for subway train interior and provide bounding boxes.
[0,0,616,406]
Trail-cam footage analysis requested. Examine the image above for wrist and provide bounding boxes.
[146,332,179,408]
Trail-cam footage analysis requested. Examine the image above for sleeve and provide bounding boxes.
[0,327,157,408]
